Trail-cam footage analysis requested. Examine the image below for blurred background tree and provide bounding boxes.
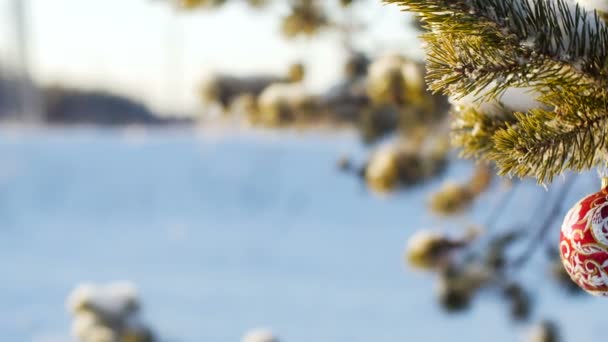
[3,1,607,341]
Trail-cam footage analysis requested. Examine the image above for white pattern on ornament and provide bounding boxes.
[591,202,608,247]
[561,200,584,237]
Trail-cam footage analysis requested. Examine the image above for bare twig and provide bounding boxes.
[511,175,577,269]
[483,179,520,228]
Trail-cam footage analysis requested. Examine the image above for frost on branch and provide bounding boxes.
[67,282,155,342]
[385,0,608,183]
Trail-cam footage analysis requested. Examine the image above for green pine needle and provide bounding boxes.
[385,0,608,183]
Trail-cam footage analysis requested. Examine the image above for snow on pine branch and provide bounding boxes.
[387,0,608,183]
[385,0,608,96]
[389,0,608,61]
[576,0,608,12]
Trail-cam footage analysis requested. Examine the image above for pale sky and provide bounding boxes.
[0,0,421,115]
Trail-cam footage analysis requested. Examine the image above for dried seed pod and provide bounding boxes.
[428,182,475,216]
[405,230,470,270]
[503,283,531,321]
[527,320,560,342]
[242,328,280,342]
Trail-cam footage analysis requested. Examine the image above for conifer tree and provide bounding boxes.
[385,0,608,183]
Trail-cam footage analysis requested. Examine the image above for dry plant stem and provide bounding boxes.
[511,175,577,269]
[483,180,520,228]
[460,181,521,262]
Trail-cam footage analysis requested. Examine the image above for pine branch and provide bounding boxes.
[388,0,608,100]
[386,0,608,182]
[451,106,518,159]
[454,90,608,182]
[492,105,608,182]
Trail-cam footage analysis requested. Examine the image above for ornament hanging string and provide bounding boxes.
[597,150,608,188]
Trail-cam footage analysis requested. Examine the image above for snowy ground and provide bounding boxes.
[0,128,603,341]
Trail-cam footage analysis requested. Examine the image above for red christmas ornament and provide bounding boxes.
[560,187,608,295]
